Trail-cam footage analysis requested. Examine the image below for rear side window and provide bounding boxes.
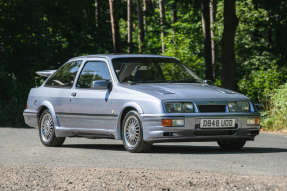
[45,61,82,88]
[76,61,111,88]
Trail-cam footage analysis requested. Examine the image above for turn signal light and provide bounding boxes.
[162,119,173,127]
[247,117,260,125]
[162,119,184,127]
[255,117,260,125]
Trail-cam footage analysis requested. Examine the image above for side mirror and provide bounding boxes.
[203,80,211,84]
[91,80,112,90]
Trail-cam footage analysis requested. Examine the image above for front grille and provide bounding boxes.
[197,105,226,113]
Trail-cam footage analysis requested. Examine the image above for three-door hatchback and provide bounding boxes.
[24,54,260,152]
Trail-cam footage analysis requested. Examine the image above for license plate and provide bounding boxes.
[200,119,236,128]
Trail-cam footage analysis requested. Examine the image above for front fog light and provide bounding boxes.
[247,117,260,125]
[162,119,184,127]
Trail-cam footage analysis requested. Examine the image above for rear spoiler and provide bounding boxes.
[36,70,56,77]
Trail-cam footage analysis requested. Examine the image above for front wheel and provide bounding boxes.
[122,111,151,153]
[217,139,246,151]
[39,110,65,147]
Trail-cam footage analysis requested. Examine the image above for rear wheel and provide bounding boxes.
[39,110,65,147]
[217,139,246,150]
[122,111,151,153]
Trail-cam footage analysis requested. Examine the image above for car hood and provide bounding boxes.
[121,83,249,101]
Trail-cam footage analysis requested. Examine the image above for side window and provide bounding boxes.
[45,61,82,88]
[76,61,111,89]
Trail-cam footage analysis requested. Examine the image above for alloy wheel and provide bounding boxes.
[40,113,54,143]
[124,115,141,148]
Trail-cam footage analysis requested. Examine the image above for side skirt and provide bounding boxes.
[55,126,116,138]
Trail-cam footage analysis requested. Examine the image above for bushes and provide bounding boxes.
[0,67,31,126]
[238,52,286,106]
[263,83,287,130]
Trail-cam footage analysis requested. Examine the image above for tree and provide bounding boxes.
[172,0,177,24]
[221,0,238,90]
[143,0,147,31]
[95,0,99,28]
[137,0,144,53]
[109,0,121,52]
[127,0,133,53]
[210,0,215,79]
[171,0,177,39]
[159,0,166,54]
[201,0,215,81]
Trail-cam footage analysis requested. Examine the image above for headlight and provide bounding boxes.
[228,101,250,112]
[165,102,194,113]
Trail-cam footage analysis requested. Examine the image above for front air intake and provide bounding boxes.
[197,105,226,113]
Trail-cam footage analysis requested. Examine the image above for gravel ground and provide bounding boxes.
[0,165,286,191]
[1,128,287,190]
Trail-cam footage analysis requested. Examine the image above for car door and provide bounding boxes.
[69,60,117,135]
[44,60,82,128]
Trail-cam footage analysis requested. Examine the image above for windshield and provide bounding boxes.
[112,57,202,84]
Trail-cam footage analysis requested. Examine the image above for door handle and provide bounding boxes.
[71,92,77,97]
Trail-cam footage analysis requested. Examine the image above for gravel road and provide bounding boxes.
[0,128,287,190]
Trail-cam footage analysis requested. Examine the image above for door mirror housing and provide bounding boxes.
[91,80,112,90]
[203,80,211,84]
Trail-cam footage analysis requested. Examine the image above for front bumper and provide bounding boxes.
[141,113,260,142]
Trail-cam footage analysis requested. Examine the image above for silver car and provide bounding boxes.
[23,54,260,152]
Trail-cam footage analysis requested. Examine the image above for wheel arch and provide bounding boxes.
[37,106,48,124]
[37,101,59,128]
[116,103,143,140]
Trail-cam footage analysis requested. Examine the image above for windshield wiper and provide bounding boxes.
[126,81,137,85]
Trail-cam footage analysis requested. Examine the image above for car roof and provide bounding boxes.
[68,54,178,62]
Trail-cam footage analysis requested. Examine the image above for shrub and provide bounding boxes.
[0,67,31,126]
[262,83,287,130]
[238,52,286,106]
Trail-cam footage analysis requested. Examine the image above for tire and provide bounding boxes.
[39,110,65,147]
[122,110,151,153]
[217,139,246,151]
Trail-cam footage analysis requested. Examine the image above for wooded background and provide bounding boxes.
[0,0,287,126]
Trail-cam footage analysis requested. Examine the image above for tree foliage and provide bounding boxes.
[263,83,287,130]
[0,0,287,126]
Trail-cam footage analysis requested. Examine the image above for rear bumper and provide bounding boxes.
[23,109,38,128]
[141,113,260,142]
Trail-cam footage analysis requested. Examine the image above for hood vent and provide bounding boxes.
[157,89,175,95]
[216,89,236,94]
